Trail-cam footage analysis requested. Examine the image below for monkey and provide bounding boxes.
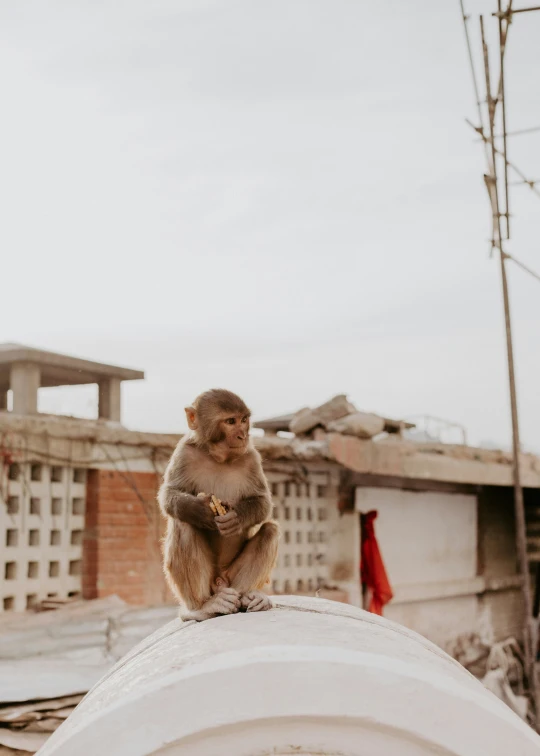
[158,389,280,622]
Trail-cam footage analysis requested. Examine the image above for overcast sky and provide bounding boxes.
[0,0,539,450]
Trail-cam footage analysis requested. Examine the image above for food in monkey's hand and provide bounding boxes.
[211,495,230,516]
[198,492,230,517]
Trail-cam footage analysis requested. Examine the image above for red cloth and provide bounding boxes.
[360,510,393,615]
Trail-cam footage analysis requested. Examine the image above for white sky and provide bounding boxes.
[0,1,539,449]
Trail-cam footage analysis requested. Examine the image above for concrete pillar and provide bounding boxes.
[0,388,8,411]
[10,363,40,415]
[98,377,121,422]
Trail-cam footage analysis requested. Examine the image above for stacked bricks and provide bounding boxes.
[83,470,172,605]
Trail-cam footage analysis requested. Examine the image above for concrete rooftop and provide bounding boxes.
[0,343,144,389]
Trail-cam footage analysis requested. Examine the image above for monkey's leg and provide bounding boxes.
[164,521,216,612]
[226,521,279,612]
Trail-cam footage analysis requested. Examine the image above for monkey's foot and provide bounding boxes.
[180,588,241,622]
[240,591,272,613]
[206,587,241,616]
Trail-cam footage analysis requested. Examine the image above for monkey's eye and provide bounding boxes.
[225,418,236,425]
[242,416,248,424]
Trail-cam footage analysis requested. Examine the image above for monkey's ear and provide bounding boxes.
[185,406,198,431]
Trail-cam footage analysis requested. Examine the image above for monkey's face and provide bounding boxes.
[185,390,251,459]
[217,412,250,451]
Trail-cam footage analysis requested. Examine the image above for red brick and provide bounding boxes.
[83,469,169,606]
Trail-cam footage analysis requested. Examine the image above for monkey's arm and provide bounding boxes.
[158,441,216,530]
[159,486,217,530]
[234,492,272,530]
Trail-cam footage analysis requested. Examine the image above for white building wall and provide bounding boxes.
[1,461,85,612]
[356,486,479,647]
[267,467,360,603]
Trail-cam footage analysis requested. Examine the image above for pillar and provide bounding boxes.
[98,377,121,422]
[10,363,40,415]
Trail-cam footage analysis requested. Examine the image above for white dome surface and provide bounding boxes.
[37,596,540,756]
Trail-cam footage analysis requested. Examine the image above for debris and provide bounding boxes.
[327,412,385,439]
[289,395,357,435]
[0,731,48,753]
[0,598,178,753]
[447,631,529,722]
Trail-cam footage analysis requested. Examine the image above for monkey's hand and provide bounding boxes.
[241,591,272,613]
[215,509,242,538]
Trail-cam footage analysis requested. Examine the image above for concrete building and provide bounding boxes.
[1,345,539,652]
[0,343,144,421]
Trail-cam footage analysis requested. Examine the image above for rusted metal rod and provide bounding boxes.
[480,13,536,708]
[494,4,540,15]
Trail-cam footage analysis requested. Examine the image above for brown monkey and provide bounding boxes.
[158,389,279,621]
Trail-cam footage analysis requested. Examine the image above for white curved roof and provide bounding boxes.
[37,596,540,756]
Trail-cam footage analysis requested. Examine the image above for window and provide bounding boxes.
[3,597,14,611]
[30,464,42,481]
[28,562,39,579]
[29,530,40,546]
[51,498,62,515]
[8,463,19,481]
[30,498,41,515]
[70,530,83,546]
[26,594,38,609]
[6,530,18,547]
[69,560,82,576]
[73,469,85,483]
[5,562,17,580]
[50,530,61,546]
[7,496,19,514]
[49,561,60,578]
[51,466,63,482]
[72,498,84,515]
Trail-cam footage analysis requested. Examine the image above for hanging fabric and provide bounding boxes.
[360,510,393,615]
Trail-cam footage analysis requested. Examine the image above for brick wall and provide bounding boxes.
[83,469,171,605]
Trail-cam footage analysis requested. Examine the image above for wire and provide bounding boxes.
[504,253,540,283]
[466,119,540,200]
[459,0,492,167]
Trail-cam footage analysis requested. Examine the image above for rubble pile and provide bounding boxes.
[288,395,404,440]
[447,632,529,724]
